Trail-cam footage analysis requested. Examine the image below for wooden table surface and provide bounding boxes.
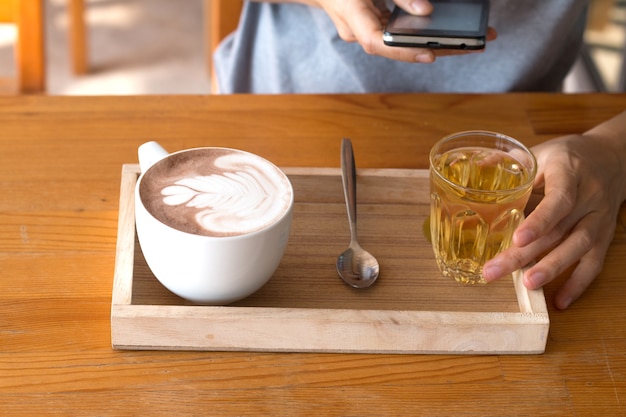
[1,93,625,415]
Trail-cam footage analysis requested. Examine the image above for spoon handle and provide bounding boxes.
[341,138,358,239]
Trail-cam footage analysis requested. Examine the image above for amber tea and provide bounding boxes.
[429,131,537,284]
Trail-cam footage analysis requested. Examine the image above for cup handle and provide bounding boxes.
[138,141,169,173]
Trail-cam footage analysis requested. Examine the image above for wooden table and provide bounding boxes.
[1,93,625,415]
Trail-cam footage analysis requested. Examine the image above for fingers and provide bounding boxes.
[483,186,584,283]
[522,212,599,290]
[328,1,495,63]
[344,4,437,63]
[513,162,578,247]
[327,0,425,60]
[525,212,612,310]
[486,27,498,41]
[482,223,563,282]
[484,209,613,310]
[553,243,609,309]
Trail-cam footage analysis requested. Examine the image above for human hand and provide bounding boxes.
[482,122,626,310]
[314,0,496,63]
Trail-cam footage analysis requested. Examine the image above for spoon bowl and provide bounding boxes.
[336,138,380,288]
[337,242,380,288]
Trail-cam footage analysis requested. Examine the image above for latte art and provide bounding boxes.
[161,162,287,235]
[140,149,293,237]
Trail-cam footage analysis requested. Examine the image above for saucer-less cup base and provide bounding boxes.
[134,143,294,305]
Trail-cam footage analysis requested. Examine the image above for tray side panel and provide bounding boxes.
[513,269,549,314]
[111,164,139,306]
[111,305,549,354]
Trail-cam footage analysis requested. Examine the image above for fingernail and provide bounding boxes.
[525,270,545,289]
[558,296,573,310]
[416,52,434,63]
[411,1,431,14]
[514,229,534,247]
[482,264,502,282]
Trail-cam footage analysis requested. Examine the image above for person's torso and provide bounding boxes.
[215,0,588,93]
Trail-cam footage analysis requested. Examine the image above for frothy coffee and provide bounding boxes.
[139,148,293,237]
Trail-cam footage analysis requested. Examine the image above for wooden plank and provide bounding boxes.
[0,381,573,415]
[111,165,138,306]
[111,304,549,354]
[111,165,549,354]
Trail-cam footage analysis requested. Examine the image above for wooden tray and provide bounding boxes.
[111,165,549,354]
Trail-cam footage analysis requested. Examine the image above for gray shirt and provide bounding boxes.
[215,1,588,93]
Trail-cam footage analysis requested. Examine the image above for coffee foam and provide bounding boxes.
[140,148,292,237]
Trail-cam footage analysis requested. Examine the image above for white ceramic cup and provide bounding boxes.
[134,141,294,304]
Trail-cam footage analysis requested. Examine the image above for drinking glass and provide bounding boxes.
[429,131,537,284]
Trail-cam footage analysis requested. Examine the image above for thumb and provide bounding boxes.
[393,0,433,15]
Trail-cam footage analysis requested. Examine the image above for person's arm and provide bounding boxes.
[250,0,495,63]
[483,111,626,310]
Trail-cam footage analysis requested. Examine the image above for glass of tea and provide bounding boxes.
[429,130,537,284]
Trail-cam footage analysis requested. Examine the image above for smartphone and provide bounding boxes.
[383,0,490,50]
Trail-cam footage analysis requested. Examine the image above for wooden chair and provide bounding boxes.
[69,0,87,75]
[205,0,244,92]
[68,0,243,91]
[0,0,46,94]
[577,0,623,92]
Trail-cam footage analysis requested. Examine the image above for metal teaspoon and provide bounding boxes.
[336,138,380,288]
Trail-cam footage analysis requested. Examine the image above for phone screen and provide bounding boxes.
[389,3,484,33]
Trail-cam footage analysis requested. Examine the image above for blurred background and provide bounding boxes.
[0,0,209,94]
[0,0,625,95]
